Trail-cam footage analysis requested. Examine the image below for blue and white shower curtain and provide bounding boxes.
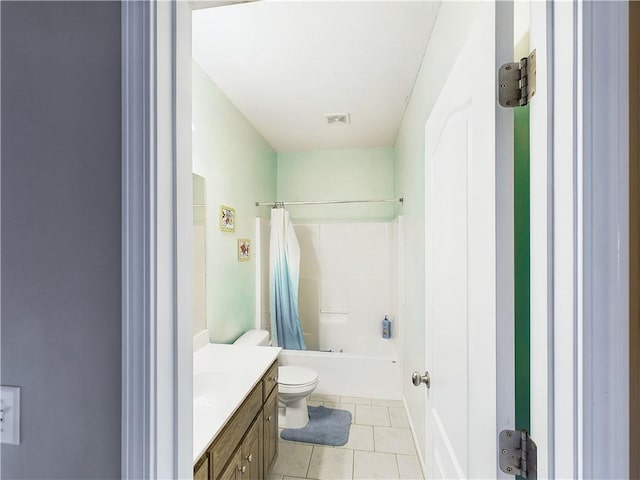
[270,208,306,350]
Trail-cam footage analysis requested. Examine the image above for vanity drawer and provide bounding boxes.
[262,361,278,401]
[210,382,262,480]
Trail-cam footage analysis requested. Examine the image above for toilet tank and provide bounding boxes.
[233,329,271,346]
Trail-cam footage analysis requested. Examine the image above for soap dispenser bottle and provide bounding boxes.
[382,315,391,339]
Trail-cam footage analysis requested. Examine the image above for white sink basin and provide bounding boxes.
[194,372,230,400]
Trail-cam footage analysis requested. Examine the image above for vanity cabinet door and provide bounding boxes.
[263,388,278,476]
[218,450,241,480]
[241,416,263,480]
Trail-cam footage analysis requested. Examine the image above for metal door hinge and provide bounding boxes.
[499,429,537,479]
[498,50,537,108]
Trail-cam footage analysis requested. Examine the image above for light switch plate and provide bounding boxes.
[0,386,21,445]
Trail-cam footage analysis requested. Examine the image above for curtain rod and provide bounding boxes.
[255,198,404,207]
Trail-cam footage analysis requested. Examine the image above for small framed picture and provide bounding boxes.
[220,205,235,232]
[238,239,250,262]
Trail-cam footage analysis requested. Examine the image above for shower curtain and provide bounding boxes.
[270,208,306,350]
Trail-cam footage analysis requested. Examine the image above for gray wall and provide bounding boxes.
[1,2,122,478]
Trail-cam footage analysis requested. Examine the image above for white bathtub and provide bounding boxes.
[279,336,401,400]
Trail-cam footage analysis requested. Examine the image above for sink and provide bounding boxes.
[194,372,227,400]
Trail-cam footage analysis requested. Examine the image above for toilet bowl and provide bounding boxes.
[278,365,318,429]
[233,329,319,429]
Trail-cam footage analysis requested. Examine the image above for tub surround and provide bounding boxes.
[193,343,281,465]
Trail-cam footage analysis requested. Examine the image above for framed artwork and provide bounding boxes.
[219,205,235,232]
[238,239,250,262]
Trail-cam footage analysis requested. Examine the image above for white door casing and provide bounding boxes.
[122,1,246,478]
[528,1,553,477]
[123,0,629,477]
[424,4,501,478]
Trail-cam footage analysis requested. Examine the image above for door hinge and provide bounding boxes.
[499,429,537,479]
[498,49,537,108]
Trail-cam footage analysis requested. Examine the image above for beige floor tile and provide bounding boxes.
[323,402,356,420]
[353,450,399,480]
[340,424,374,451]
[283,477,307,480]
[373,427,416,455]
[307,446,354,480]
[271,442,313,477]
[310,393,340,403]
[396,455,424,480]
[340,396,371,405]
[308,400,324,407]
[355,405,390,427]
[388,407,409,428]
[267,474,284,480]
[371,398,404,408]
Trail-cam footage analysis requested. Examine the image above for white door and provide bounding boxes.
[423,4,508,478]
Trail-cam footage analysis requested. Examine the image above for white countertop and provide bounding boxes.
[193,343,281,464]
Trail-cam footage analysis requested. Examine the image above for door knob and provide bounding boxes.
[412,371,431,388]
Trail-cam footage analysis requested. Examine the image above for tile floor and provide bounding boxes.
[268,394,424,480]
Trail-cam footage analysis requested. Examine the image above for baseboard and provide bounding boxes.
[402,393,426,477]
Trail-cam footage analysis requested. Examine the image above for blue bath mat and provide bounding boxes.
[280,406,352,446]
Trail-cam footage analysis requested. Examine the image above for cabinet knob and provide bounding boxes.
[246,454,253,463]
[239,465,247,474]
[266,415,272,422]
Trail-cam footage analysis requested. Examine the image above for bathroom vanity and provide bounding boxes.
[193,344,281,480]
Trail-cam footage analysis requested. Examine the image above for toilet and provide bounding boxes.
[233,329,319,429]
[277,365,318,428]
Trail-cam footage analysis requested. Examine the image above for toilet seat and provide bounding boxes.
[278,366,318,387]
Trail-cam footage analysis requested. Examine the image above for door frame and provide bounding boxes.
[121,1,631,477]
[629,3,640,477]
[577,2,629,477]
[121,1,251,477]
[532,1,630,477]
[121,1,193,478]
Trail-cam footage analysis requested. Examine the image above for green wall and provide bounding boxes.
[277,147,396,222]
[192,61,277,344]
[514,25,531,438]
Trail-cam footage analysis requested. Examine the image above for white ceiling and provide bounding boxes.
[192,1,441,153]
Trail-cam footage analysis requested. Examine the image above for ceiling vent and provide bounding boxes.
[324,113,351,126]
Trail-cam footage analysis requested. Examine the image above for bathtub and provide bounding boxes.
[278,336,401,400]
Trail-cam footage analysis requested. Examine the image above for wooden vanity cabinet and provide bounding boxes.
[194,455,209,480]
[241,416,263,480]
[194,360,279,480]
[262,362,278,399]
[263,388,278,477]
[218,450,241,480]
[209,383,262,480]
[217,417,262,480]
